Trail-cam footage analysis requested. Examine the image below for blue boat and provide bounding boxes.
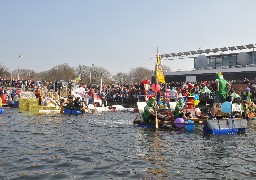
[0,107,4,114]
[63,108,82,115]
[9,101,19,108]
[203,119,247,134]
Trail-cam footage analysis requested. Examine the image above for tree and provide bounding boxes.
[75,64,113,85]
[37,63,76,82]
[112,72,128,84]
[0,63,10,79]
[75,65,90,84]
[128,67,152,84]
[162,65,172,73]
[90,65,112,85]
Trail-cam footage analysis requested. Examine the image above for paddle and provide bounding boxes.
[152,82,160,129]
[155,100,159,129]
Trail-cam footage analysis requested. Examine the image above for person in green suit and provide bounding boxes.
[215,72,230,103]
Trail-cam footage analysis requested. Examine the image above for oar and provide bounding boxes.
[155,99,159,129]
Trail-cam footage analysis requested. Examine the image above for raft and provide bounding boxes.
[0,108,4,114]
[203,119,247,134]
[134,120,196,131]
[39,109,60,114]
[9,101,19,108]
[63,108,82,115]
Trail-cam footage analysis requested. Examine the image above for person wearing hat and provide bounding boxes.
[243,87,252,103]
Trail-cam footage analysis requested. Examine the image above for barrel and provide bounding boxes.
[187,96,194,109]
[0,94,7,104]
[0,108,4,114]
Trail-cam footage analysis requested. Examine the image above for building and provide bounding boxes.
[158,44,256,82]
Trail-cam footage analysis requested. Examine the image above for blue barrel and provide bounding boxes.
[0,108,4,114]
[71,110,81,115]
[64,108,71,114]
[185,119,195,131]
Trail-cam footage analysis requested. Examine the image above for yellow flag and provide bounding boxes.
[155,54,165,83]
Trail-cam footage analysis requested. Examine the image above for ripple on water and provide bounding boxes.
[0,109,256,179]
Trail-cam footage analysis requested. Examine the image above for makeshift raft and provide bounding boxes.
[203,118,247,134]
[63,108,82,115]
[134,102,248,134]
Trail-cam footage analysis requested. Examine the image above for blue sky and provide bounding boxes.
[1,0,256,74]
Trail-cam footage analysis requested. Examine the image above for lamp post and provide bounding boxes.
[90,64,94,84]
[18,53,22,80]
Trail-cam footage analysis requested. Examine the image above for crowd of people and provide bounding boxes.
[0,76,255,116]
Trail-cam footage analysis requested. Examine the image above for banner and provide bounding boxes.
[155,54,166,83]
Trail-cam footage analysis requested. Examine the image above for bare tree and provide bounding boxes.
[0,63,10,79]
[162,65,172,73]
[112,72,128,84]
[128,67,152,84]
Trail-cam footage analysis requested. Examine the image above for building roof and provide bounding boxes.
[165,66,256,76]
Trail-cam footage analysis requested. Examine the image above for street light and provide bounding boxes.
[90,64,94,84]
[18,53,22,79]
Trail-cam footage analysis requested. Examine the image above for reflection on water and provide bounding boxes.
[0,108,255,179]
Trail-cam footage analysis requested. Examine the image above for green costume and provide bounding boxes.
[216,72,228,100]
[142,98,156,120]
[174,99,183,118]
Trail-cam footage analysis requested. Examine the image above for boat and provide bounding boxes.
[133,99,248,134]
[203,118,247,134]
[63,108,82,115]
[0,107,5,114]
[133,101,197,130]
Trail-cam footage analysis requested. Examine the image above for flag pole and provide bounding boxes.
[155,47,159,129]
[155,85,159,129]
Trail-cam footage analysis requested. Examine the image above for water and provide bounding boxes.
[0,108,256,179]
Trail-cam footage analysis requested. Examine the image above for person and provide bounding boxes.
[88,88,95,104]
[215,72,231,103]
[11,89,15,100]
[242,100,249,120]
[170,87,178,102]
[211,103,223,117]
[211,72,230,117]
[0,87,3,95]
[139,80,150,101]
[243,87,252,103]
[99,90,107,107]
[73,97,81,110]
[142,97,166,122]
[66,95,74,109]
[177,111,193,121]
[34,86,42,105]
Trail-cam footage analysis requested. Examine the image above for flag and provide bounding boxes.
[155,54,165,84]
